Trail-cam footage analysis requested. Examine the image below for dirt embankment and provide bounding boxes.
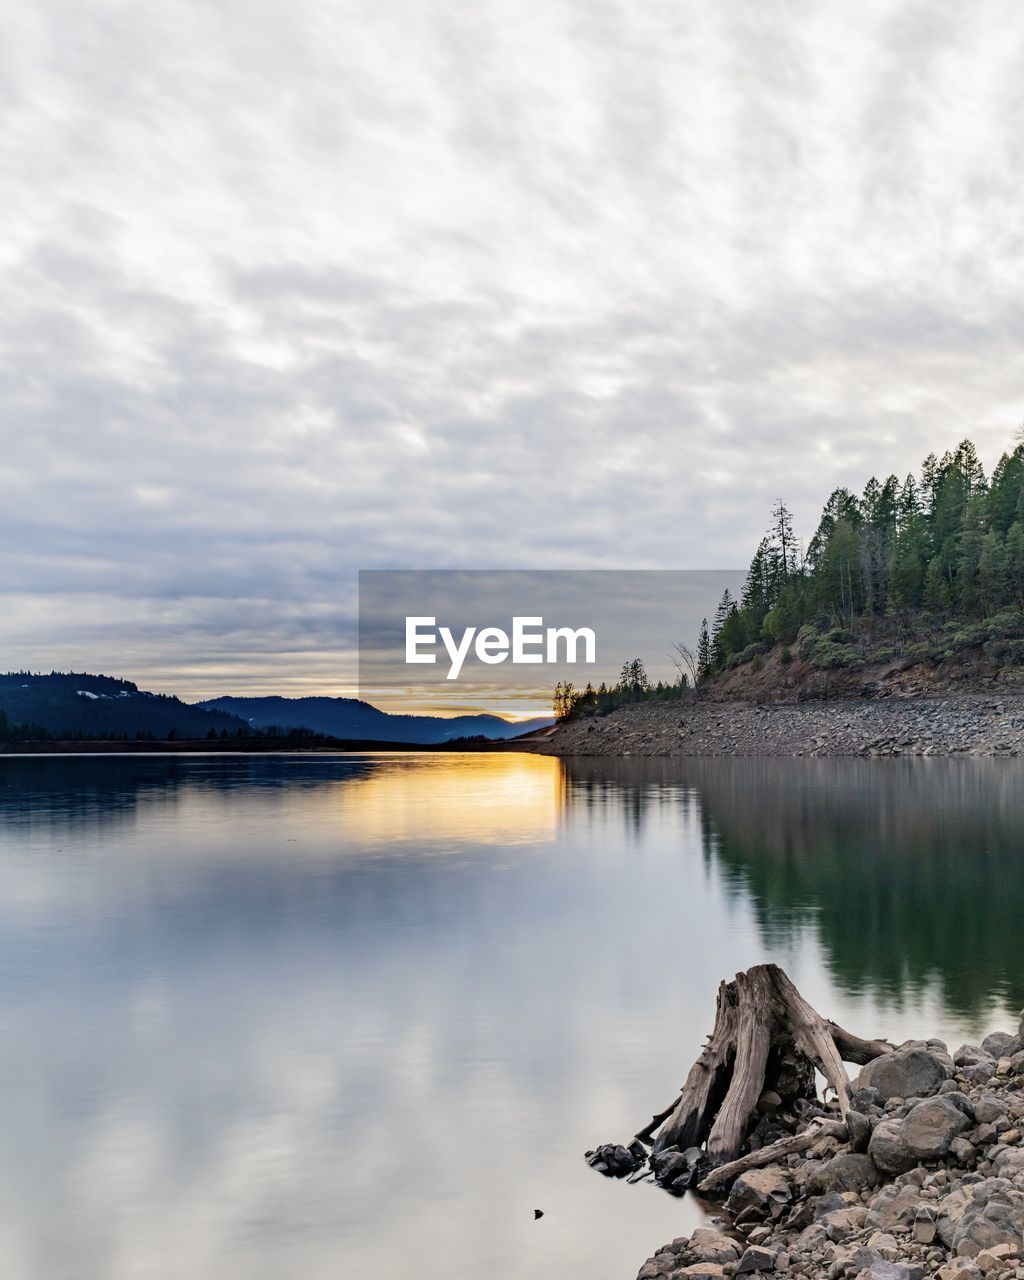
[537,696,1024,758]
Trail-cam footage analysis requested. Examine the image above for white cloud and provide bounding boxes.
[2,0,1024,694]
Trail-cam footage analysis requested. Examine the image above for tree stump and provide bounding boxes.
[650,964,890,1165]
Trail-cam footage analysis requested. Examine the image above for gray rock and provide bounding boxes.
[902,1096,971,1160]
[806,1152,882,1195]
[865,1182,928,1231]
[936,1089,976,1121]
[819,1205,868,1241]
[991,1145,1024,1178]
[725,1164,791,1215]
[973,1094,1007,1125]
[950,1135,977,1165]
[735,1245,776,1273]
[981,1031,1017,1059]
[935,1185,973,1247]
[951,1185,1024,1256]
[870,1118,916,1175]
[953,1044,994,1070]
[688,1229,741,1264]
[857,1048,949,1101]
[847,1108,873,1152]
[851,1085,884,1113]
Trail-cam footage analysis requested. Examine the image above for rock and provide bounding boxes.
[870,1118,916,1175]
[940,1090,977,1121]
[852,1085,885,1113]
[819,1206,868,1241]
[726,1165,791,1215]
[855,1260,926,1279]
[866,1182,929,1231]
[688,1229,741,1264]
[902,1096,972,1159]
[991,1145,1024,1177]
[950,1136,978,1165]
[973,1095,1007,1125]
[914,1206,938,1243]
[981,1032,1018,1060]
[976,1243,1019,1273]
[735,1245,776,1273]
[674,1266,727,1278]
[586,1141,640,1176]
[951,1185,1024,1257]
[847,1109,873,1153]
[857,1049,949,1101]
[954,1045,996,1070]
[806,1152,882,1195]
[936,1187,974,1247]
[937,1264,983,1280]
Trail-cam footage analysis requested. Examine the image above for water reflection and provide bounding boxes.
[560,757,1024,1021]
[1,752,1021,1280]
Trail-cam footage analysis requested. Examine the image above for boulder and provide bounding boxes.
[951,1186,1024,1257]
[819,1206,868,1241]
[981,1031,1017,1059]
[735,1245,776,1273]
[902,1096,971,1160]
[865,1182,928,1231]
[857,1048,949,1101]
[806,1152,883,1195]
[725,1165,791,1215]
[991,1145,1024,1178]
[953,1044,995,1070]
[973,1093,1007,1126]
[870,1118,916,1175]
[687,1229,741,1264]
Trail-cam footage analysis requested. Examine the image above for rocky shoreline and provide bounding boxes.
[614,1020,1024,1280]
[537,695,1024,758]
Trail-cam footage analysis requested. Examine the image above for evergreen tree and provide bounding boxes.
[696,618,711,682]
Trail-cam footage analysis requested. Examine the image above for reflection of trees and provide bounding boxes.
[557,756,696,838]
[0,755,380,838]
[558,756,1024,1019]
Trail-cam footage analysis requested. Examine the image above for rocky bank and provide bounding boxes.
[538,696,1024,758]
[612,1017,1024,1280]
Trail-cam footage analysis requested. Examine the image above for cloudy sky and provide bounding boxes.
[3,0,1024,699]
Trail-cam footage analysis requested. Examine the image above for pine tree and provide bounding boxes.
[978,530,1008,615]
[1007,521,1024,606]
[696,618,711,682]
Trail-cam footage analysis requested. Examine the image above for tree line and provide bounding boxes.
[700,437,1024,677]
[553,658,688,721]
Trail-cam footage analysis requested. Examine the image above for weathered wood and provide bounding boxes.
[697,1119,848,1193]
[634,1095,683,1146]
[827,1021,893,1065]
[651,964,890,1164]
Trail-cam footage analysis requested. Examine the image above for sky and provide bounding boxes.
[2,0,1024,700]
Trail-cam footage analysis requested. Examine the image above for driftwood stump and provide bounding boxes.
[653,964,889,1163]
[606,963,889,1182]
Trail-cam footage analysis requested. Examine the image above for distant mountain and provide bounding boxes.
[0,672,247,740]
[199,695,552,743]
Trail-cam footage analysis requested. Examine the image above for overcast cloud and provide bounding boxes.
[2,0,1024,697]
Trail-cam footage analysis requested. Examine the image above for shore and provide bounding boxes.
[624,1016,1024,1280]
[534,695,1024,758]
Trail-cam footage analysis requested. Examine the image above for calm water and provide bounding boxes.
[1,752,1023,1280]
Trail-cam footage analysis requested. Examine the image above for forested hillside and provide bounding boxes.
[702,437,1024,682]
[0,673,248,741]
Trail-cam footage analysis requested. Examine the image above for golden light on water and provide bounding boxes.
[335,753,560,847]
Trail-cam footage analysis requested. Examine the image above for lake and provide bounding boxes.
[1,751,1022,1280]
